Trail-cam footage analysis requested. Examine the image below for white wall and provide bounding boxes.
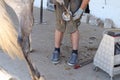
[34,0,120,27]
[34,0,47,8]
[89,0,120,27]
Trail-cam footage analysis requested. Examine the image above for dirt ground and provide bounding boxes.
[0,7,120,80]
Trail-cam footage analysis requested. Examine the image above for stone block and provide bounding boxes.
[80,13,90,24]
[89,15,102,26]
[104,18,113,28]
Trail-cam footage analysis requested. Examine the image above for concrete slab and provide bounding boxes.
[0,7,120,80]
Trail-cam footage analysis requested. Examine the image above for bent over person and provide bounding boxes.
[51,0,90,66]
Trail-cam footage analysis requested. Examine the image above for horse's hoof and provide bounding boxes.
[30,48,34,52]
[39,76,45,80]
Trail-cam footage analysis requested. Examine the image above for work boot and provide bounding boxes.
[51,50,60,64]
[68,53,78,66]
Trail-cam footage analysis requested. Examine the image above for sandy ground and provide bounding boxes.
[0,6,120,80]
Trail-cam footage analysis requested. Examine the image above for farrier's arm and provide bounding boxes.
[52,0,64,5]
[73,0,90,20]
[80,0,90,10]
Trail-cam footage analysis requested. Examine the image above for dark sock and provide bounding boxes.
[54,48,60,53]
[72,50,78,55]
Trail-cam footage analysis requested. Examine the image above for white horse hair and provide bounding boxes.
[0,0,45,80]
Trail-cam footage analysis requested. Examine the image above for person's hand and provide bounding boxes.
[73,8,83,21]
[56,0,64,5]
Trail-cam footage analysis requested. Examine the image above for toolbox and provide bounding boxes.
[93,29,120,80]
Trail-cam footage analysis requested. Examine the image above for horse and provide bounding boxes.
[0,0,44,80]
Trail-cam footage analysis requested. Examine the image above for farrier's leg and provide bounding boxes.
[54,0,70,48]
[70,0,82,50]
[51,0,72,63]
[67,0,82,66]
[51,3,65,64]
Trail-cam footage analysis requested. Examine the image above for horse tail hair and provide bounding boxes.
[0,0,23,59]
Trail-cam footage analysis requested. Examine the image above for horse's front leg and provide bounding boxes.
[22,37,40,80]
[17,9,44,80]
[18,21,43,80]
[17,16,33,53]
[22,33,45,80]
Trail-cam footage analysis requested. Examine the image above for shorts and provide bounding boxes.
[54,0,82,33]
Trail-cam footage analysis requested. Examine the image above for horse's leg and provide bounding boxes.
[18,13,42,80]
[17,3,44,80]
[17,10,33,53]
[22,36,40,80]
[4,0,44,80]
[29,34,33,52]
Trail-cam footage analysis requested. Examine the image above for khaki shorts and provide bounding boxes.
[54,0,82,33]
